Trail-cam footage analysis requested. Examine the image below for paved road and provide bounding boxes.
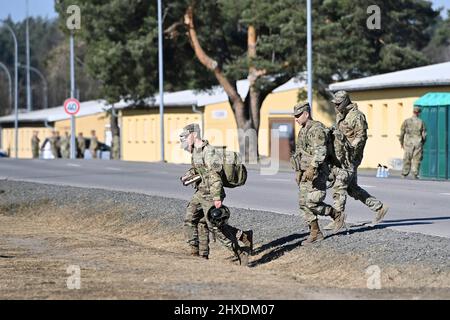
[1,158,450,238]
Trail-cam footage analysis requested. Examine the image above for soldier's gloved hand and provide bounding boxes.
[304,167,317,181]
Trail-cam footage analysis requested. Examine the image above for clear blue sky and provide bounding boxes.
[0,0,448,22]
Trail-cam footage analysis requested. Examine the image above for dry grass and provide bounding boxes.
[0,202,448,299]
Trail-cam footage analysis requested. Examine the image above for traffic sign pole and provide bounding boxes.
[70,33,76,160]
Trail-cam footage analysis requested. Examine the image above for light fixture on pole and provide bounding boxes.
[18,64,48,109]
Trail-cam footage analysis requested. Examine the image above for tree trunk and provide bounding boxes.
[184,5,259,162]
[109,104,120,160]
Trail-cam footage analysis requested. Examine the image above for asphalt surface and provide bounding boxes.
[1,158,450,238]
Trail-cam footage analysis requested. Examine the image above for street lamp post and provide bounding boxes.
[26,0,32,112]
[0,62,13,113]
[157,0,165,162]
[1,22,19,159]
[307,0,313,111]
[18,64,48,109]
[70,32,76,159]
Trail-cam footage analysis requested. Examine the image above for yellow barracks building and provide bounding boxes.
[120,77,334,164]
[0,100,122,158]
[1,78,322,162]
[329,61,450,169]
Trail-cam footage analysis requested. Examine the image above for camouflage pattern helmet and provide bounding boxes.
[413,106,422,113]
[294,101,311,116]
[331,90,350,104]
[180,123,201,138]
[207,205,231,227]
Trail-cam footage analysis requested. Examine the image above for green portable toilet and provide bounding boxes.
[414,92,450,180]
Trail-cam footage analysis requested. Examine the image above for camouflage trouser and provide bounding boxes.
[32,148,39,159]
[185,191,241,257]
[298,172,333,224]
[332,167,383,213]
[61,148,70,159]
[402,144,423,177]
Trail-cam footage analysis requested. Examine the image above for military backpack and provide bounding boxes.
[213,147,247,188]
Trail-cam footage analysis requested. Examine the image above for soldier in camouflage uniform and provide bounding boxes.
[180,123,252,265]
[60,132,70,159]
[77,132,86,159]
[400,106,426,179]
[49,131,61,159]
[291,102,346,244]
[90,130,99,159]
[326,91,388,229]
[31,131,40,159]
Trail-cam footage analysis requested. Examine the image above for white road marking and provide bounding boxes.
[106,167,121,171]
[440,193,450,196]
[67,163,81,167]
[360,185,375,188]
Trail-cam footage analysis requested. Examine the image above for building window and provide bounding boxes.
[128,119,133,143]
[367,104,373,137]
[381,104,388,137]
[143,119,148,143]
[397,103,404,136]
[135,119,139,143]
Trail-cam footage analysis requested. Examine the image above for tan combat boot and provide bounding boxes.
[239,230,253,255]
[372,205,389,225]
[303,220,324,245]
[324,209,346,231]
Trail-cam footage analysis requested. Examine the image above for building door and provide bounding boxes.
[269,118,295,162]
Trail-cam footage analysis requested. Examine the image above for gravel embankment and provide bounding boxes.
[0,179,449,270]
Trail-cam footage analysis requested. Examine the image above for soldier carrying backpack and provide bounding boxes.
[179,123,252,266]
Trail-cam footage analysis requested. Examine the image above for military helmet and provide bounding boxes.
[180,123,201,138]
[207,205,231,227]
[294,101,310,116]
[331,90,350,104]
[413,106,422,113]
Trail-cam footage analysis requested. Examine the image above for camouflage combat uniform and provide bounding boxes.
[294,119,334,224]
[31,134,40,159]
[90,134,98,159]
[60,134,70,159]
[185,139,243,258]
[291,102,345,243]
[77,135,86,159]
[400,108,426,178]
[49,133,60,159]
[330,91,387,224]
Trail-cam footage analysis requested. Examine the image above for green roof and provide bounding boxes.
[414,92,450,107]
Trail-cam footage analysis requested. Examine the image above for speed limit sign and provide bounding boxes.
[64,98,81,116]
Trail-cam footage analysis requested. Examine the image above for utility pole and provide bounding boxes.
[70,32,76,159]
[157,0,165,162]
[307,0,313,112]
[26,0,32,112]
